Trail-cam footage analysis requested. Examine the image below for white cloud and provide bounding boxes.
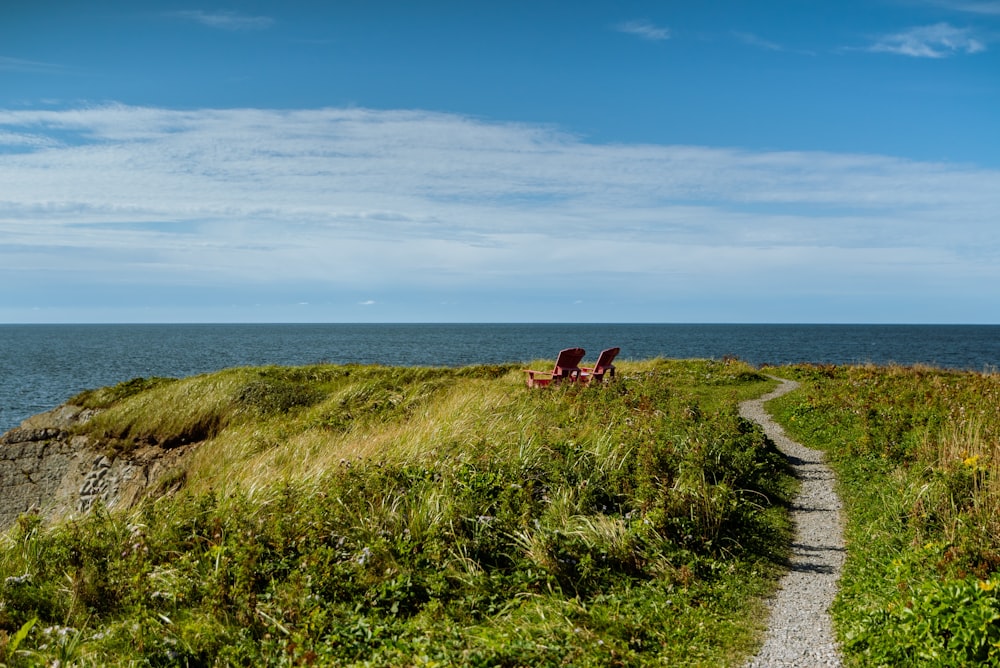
[732,31,783,51]
[868,23,986,57]
[0,130,59,149]
[169,10,274,31]
[616,20,670,41]
[0,105,998,321]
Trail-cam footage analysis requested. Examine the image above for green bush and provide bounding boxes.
[846,575,1000,666]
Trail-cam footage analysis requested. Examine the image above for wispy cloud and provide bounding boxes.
[169,10,275,31]
[0,105,997,321]
[933,1,1000,15]
[0,56,69,74]
[616,20,670,41]
[867,23,986,57]
[732,31,783,51]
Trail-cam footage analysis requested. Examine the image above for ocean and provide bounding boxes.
[1,323,998,434]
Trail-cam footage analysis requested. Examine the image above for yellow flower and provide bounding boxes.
[964,454,981,468]
[978,579,996,592]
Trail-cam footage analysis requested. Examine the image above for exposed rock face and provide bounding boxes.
[0,405,191,530]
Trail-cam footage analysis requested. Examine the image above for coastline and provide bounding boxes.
[3,323,999,434]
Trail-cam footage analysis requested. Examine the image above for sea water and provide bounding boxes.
[1,323,998,434]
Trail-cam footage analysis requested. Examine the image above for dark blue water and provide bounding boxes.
[1,324,998,434]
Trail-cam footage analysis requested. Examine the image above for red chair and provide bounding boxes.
[523,348,586,388]
[580,347,619,384]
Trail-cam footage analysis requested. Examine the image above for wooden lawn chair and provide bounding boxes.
[523,347,586,388]
[580,347,619,384]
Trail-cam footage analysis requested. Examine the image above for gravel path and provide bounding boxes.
[740,378,846,667]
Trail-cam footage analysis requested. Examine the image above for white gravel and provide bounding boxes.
[739,378,845,667]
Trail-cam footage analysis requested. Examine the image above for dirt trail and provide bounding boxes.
[740,378,845,667]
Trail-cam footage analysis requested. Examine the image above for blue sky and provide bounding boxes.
[1,1,999,323]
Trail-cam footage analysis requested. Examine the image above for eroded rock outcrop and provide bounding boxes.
[0,405,192,530]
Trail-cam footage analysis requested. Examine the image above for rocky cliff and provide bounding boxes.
[0,405,192,530]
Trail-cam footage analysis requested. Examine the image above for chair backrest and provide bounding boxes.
[585,348,621,381]
[593,347,620,372]
[553,347,586,379]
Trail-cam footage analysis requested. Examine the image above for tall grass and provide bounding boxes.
[0,358,793,666]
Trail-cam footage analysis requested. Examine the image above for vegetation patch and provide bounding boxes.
[768,364,1000,666]
[69,376,178,409]
[0,359,794,665]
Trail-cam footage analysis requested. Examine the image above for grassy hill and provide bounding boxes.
[0,359,793,666]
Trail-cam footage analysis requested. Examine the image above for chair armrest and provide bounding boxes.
[523,369,556,388]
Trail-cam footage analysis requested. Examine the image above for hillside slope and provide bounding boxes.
[0,359,793,666]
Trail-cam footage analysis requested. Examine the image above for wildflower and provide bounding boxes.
[964,454,981,468]
[979,579,997,592]
[357,546,372,566]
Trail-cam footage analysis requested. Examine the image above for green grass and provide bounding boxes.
[0,359,793,666]
[767,364,1000,666]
